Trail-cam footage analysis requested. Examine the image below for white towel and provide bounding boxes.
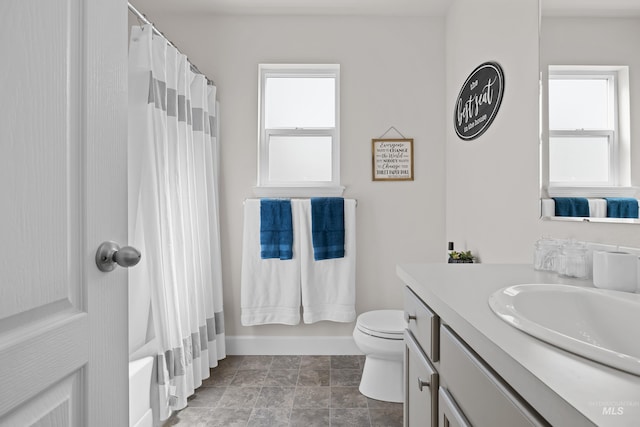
[240,199,301,325]
[298,199,356,324]
[540,198,554,217]
[588,198,607,218]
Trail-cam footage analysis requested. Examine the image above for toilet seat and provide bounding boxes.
[356,310,406,340]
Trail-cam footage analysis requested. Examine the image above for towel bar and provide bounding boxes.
[244,198,357,206]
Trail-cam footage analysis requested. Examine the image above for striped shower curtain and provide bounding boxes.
[128,24,225,420]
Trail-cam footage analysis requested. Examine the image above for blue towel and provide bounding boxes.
[311,197,345,261]
[605,197,639,218]
[260,199,293,260]
[552,197,589,217]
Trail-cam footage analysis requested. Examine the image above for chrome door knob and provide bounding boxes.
[95,241,142,272]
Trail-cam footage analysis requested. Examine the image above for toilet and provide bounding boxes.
[352,309,406,403]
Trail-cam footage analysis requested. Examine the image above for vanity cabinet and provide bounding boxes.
[438,387,471,427]
[439,325,549,427]
[404,329,438,427]
[403,287,549,427]
[404,286,439,362]
[404,287,439,427]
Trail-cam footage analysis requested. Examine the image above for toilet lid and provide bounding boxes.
[357,310,406,339]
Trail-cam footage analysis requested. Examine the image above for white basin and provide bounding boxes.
[489,284,640,376]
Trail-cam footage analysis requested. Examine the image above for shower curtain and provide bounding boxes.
[128,24,225,420]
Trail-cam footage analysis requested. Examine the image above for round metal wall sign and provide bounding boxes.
[454,61,505,141]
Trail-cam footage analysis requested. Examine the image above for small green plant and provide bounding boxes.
[448,250,474,261]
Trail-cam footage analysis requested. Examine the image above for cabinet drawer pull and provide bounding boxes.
[405,312,417,322]
[417,377,430,391]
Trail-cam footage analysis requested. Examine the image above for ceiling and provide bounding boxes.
[130,0,640,17]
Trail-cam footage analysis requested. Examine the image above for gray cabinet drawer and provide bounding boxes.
[439,325,549,427]
[404,330,438,427]
[439,387,471,427]
[404,287,440,362]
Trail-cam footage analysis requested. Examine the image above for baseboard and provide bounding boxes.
[225,335,361,355]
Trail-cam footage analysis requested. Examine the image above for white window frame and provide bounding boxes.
[255,64,343,197]
[547,68,619,188]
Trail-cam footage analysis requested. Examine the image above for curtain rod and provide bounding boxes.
[127,2,215,86]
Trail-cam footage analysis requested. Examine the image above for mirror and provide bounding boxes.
[539,1,640,223]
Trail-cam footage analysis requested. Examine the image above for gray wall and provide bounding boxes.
[130,1,640,349]
[445,1,640,264]
[445,0,541,263]
[140,14,447,339]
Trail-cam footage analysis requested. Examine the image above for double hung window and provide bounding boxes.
[548,69,618,186]
[257,64,341,195]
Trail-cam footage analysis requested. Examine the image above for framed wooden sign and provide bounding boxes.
[372,138,414,181]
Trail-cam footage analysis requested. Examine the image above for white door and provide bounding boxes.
[0,0,128,425]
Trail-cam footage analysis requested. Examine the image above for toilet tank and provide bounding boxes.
[129,357,154,427]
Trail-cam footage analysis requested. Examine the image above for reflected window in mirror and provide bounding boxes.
[546,65,631,195]
[548,70,616,185]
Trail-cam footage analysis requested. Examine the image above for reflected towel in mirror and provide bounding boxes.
[604,197,639,219]
[552,197,589,217]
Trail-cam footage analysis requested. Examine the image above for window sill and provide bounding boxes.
[253,185,345,198]
[547,186,638,198]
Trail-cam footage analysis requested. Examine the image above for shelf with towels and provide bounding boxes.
[541,197,640,219]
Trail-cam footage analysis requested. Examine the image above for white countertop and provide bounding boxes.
[397,263,640,427]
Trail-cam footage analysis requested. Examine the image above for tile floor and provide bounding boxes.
[164,355,403,427]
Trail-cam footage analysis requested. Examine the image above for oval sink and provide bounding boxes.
[489,284,640,376]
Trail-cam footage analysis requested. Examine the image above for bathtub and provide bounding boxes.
[129,357,154,427]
